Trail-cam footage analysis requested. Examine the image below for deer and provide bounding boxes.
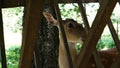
[43,12,86,68]
[43,12,118,68]
[88,48,118,68]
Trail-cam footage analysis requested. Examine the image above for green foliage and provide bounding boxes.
[76,43,82,53]
[59,3,83,23]
[76,35,115,52]
[2,7,24,33]
[111,3,120,24]
[97,35,115,49]
[6,46,21,68]
[0,46,21,68]
[97,37,115,50]
[111,13,120,23]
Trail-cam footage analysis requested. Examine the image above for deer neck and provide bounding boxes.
[58,36,77,68]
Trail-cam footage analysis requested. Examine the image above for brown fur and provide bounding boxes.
[87,48,118,68]
[43,12,118,68]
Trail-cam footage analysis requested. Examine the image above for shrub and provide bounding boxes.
[6,46,21,68]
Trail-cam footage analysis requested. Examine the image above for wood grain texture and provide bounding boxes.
[18,0,44,68]
[75,0,117,68]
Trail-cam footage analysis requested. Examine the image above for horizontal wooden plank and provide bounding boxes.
[2,0,25,8]
[46,0,98,4]
[1,0,98,8]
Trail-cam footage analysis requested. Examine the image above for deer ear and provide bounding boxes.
[43,12,58,26]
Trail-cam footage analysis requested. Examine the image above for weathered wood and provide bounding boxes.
[54,0,73,68]
[108,20,120,52]
[1,0,99,8]
[76,0,104,68]
[2,0,25,8]
[98,0,120,68]
[98,0,120,52]
[0,1,7,68]
[2,0,120,8]
[18,0,45,68]
[75,0,117,68]
[34,46,41,68]
[75,0,90,31]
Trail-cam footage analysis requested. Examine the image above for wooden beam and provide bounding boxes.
[2,0,120,8]
[2,0,25,8]
[75,0,90,31]
[46,0,98,4]
[0,1,7,68]
[1,0,99,8]
[76,0,104,68]
[54,0,73,68]
[108,20,120,52]
[97,0,120,52]
[18,0,44,68]
[75,0,117,68]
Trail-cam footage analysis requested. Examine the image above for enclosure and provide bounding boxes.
[0,0,120,68]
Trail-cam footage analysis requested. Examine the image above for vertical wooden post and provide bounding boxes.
[18,0,45,68]
[0,1,7,68]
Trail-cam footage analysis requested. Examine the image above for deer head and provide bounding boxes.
[43,12,86,44]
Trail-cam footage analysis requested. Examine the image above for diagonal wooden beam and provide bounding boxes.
[18,0,45,68]
[53,0,73,68]
[76,0,104,68]
[75,0,117,68]
[0,1,7,68]
[98,1,120,68]
[98,0,120,52]
[108,20,120,52]
[75,0,90,31]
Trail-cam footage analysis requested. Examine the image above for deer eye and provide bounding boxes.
[68,23,74,28]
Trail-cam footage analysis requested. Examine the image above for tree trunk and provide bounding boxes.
[36,5,59,68]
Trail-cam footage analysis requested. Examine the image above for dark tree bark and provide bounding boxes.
[36,4,59,68]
